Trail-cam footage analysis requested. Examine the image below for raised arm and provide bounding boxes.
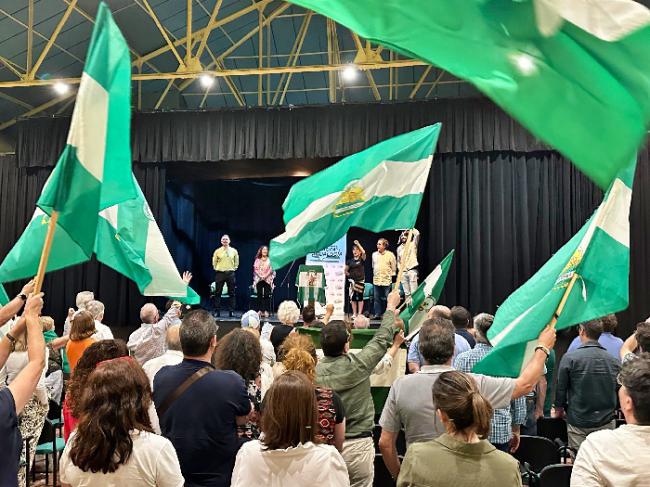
[8,293,45,414]
[0,280,34,326]
[512,325,556,399]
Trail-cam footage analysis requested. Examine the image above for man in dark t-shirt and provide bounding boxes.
[451,305,476,348]
[153,310,251,487]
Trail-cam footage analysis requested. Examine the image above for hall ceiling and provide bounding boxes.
[0,0,478,131]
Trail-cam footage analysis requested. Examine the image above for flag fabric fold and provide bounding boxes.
[400,249,455,337]
[473,161,636,378]
[270,124,441,269]
[288,0,650,190]
[37,1,136,255]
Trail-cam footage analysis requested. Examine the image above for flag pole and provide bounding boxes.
[393,229,414,292]
[549,272,580,329]
[33,210,59,294]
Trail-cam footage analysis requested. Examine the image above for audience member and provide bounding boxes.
[0,292,44,487]
[84,299,114,340]
[454,313,526,452]
[231,371,350,487]
[60,357,184,487]
[555,319,620,450]
[41,316,65,403]
[567,315,623,360]
[379,317,554,479]
[241,310,276,368]
[397,371,522,487]
[153,310,251,487]
[142,325,183,387]
[65,311,97,372]
[63,290,94,336]
[302,304,316,327]
[5,331,49,487]
[214,328,263,440]
[620,321,650,362]
[317,289,402,487]
[270,300,300,356]
[353,316,406,376]
[407,305,471,372]
[128,302,181,365]
[63,339,129,441]
[371,238,396,319]
[281,333,346,451]
[451,306,476,348]
[572,353,650,486]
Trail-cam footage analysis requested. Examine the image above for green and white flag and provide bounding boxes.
[400,249,454,337]
[95,176,200,304]
[288,0,650,190]
[473,161,636,378]
[270,124,440,269]
[0,284,10,306]
[37,2,135,255]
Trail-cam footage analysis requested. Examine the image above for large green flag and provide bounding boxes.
[288,0,650,190]
[473,161,636,377]
[400,249,454,337]
[95,176,200,304]
[37,2,136,255]
[270,124,440,269]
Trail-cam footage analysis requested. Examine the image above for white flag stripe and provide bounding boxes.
[143,221,189,297]
[274,157,432,244]
[421,265,443,297]
[66,72,109,182]
[596,178,632,247]
[519,339,539,375]
[491,303,536,347]
[99,205,119,229]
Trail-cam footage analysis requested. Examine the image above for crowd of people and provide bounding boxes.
[1,275,650,487]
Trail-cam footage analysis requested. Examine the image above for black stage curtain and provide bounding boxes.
[0,154,166,335]
[16,99,548,166]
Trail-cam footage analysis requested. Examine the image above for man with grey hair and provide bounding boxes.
[454,313,526,453]
[153,310,251,487]
[63,290,95,336]
[143,325,183,387]
[379,316,556,479]
[127,302,181,365]
[84,300,113,340]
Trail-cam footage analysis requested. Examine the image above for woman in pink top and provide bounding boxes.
[253,246,275,318]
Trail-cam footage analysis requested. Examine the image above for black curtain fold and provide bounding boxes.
[16,99,547,166]
[0,154,166,333]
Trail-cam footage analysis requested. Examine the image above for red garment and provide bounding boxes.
[315,386,338,445]
[62,396,78,442]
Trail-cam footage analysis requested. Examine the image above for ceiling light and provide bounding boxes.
[342,65,358,82]
[199,74,215,88]
[53,81,69,95]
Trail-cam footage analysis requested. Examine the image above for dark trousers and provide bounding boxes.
[256,281,272,313]
[521,395,538,436]
[373,284,391,316]
[493,442,510,453]
[214,271,236,311]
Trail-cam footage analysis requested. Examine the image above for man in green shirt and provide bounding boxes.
[316,289,402,487]
[212,235,239,317]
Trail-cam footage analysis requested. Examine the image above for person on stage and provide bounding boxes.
[253,245,275,319]
[397,228,420,305]
[345,240,366,319]
[372,237,396,319]
[212,234,239,317]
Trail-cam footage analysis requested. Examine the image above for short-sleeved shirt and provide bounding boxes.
[379,364,515,446]
[153,359,251,487]
[270,324,294,357]
[60,430,184,487]
[65,337,96,372]
[314,386,345,446]
[0,388,21,487]
[346,258,365,283]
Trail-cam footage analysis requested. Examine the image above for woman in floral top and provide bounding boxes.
[253,246,275,318]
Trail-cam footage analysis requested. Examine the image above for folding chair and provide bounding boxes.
[32,418,66,486]
[514,435,561,486]
[539,464,572,487]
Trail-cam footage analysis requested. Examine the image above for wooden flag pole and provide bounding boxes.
[549,272,580,329]
[33,210,59,294]
[393,229,414,292]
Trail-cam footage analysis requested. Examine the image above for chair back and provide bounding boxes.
[536,417,568,443]
[539,464,572,487]
[514,435,560,473]
[364,283,374,300]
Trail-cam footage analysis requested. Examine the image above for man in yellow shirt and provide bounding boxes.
[372,238,396,319]
[212,234,239,317]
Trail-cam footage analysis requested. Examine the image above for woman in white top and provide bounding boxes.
[231,370,350,487]
[59,356,183,487]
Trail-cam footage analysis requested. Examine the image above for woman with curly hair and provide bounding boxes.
[63,339,128,441]
[214,328,262,440]
[59,357,184,486]
[64,311,97,372]
[281,333,346,451]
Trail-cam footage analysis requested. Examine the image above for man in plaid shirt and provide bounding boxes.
[454,313,526,452]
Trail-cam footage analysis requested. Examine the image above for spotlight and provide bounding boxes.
[53,81,69,95]
[342,65,358,82]
[510,53,538,76]
[199,74,215,88]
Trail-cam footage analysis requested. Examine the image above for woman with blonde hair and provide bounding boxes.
[397,370,521,487]
[270,300,300,356]
[65,311,96,372]
[281,333,346,451]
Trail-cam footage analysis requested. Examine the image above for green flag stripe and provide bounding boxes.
[282,124,440,222]
[276,157,432,244]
